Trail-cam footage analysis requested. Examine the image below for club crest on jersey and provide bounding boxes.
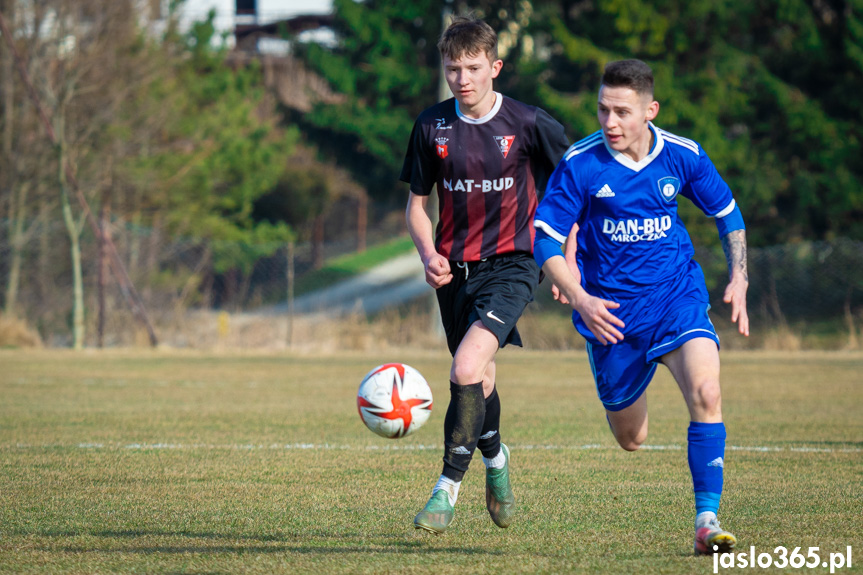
[493,135,515,158]
[657,176,681,202]
[436,137,449,159]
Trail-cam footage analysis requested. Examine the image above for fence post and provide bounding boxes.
[97,189,111,348]
[286,240,295,347]
[357,193,367,253]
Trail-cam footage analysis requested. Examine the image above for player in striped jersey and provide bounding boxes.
[401,15,569,534]
[533,60,749,555]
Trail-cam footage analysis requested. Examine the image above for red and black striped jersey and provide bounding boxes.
[400,93,569,262]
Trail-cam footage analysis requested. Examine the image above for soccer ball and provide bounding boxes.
[357,363,433,439]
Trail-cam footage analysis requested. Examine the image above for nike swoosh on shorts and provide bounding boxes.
[486,311,505,324]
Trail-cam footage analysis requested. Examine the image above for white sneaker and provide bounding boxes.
[694,517,737,555]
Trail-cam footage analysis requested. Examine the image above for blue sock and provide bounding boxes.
[688,421,726,516]
[695,491,721,517]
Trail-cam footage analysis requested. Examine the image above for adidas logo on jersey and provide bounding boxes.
[596,184,615,198]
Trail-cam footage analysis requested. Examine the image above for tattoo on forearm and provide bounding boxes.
[721,229,748,282]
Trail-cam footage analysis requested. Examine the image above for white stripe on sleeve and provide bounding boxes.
[713,199,736,219]
[534,220,567,244]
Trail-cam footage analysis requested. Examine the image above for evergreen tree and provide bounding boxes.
[294,0,862,244]
[293,0,440,205]
[123,11,298,276]
[516,0,863,245]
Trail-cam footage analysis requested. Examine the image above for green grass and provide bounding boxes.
[294,235,416,295]
[0,349,861,574]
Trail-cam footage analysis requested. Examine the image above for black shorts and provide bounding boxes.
[436,252,541,356]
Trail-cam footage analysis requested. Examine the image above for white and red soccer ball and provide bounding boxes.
[357,363,433,439]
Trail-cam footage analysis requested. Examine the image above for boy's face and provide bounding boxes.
[443,51,502,115]
[597,85,658,157]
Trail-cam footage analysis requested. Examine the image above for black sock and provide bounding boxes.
[441,381,485,482]
[477,386,502,459]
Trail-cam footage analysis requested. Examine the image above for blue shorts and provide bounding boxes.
[584,278,720,412]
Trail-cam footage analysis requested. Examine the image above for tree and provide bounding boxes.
[515,0,863,245]
[118,10,298,309]
[1,0,155,348]
[292,0,440,205]
[0,1,300,344]
[295,0,863,245]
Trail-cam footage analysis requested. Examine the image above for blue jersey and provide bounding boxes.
[534,124,741,301]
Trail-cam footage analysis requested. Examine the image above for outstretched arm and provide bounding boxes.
[406,191,452,289]
[721,229,750,336]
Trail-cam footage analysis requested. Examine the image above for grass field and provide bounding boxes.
[1,349,861,574]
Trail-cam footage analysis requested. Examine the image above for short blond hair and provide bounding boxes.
[437,15,498,62]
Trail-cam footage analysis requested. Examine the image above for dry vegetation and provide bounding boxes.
[58,302,862,353]
[0,314,43,348]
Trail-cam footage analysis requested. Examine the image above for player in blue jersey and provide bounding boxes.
[533,59,749,556]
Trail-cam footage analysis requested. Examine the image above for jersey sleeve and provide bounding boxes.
[532,108,571,196]
[534,228,566,268]
[680,149,736,218]
[680,149,746,236]
[399,118,436,196]
[533,158,585,244]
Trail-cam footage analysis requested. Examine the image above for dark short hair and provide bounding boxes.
[600,59,654,98]
[437,15,498,62]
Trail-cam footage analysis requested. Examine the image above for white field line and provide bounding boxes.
[3,442,861,454]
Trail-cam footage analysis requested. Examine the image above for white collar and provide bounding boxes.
[455,92,503,124]
[603,122,664,172]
